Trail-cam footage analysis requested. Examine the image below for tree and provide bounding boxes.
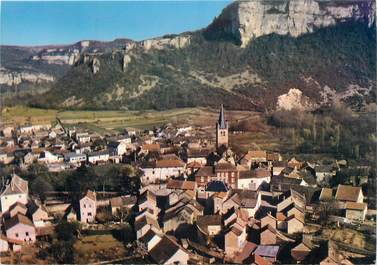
[31,177,53,202]
[55,221,80,241]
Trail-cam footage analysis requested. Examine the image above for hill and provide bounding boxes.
[1,0,376,111]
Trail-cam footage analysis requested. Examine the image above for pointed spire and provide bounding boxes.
[218,104,226,129]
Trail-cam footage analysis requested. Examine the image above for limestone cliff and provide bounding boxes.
[207,0,376,47]
[0,69,55,86]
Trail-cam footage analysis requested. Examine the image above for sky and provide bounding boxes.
[0,1,230,46]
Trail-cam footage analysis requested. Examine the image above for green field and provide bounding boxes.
[1,106,210,132]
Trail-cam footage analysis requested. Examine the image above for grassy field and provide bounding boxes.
[1,105,260,132]
[74,234,127,264]
[1,106,204,132]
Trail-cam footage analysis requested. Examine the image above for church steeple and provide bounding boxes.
[218,104,226,129]
[216,104,229,148]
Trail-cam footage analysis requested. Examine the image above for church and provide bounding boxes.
[216,104,229,149]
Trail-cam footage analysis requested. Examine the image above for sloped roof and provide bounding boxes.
[149,236,183,264]
[4,214,34,230]
[255,245,280,258]
[335,185,362,202]
[1,174,28,196]
[345,202,367,211]
[196,166,215,177]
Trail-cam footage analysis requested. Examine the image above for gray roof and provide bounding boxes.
[218,104,227,129]
[255,245,280,258]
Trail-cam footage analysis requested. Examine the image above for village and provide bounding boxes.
[0,105,375,264]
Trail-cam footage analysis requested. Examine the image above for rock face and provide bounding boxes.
[141,35,191,50]
[207,0,376,47]
[92,58,100,74]
[122,55,132,72]
[0,70,54,86]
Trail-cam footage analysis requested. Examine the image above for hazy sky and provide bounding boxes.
[0,1,230,46]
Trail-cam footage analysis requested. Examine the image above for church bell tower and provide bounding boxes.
[216,104,229,149]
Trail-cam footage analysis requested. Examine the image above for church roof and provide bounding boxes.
[1,174,28,196]
[218,105,227,129]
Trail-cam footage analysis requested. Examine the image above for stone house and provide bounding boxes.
[149,235,189,265]
[345,202,367,222]
[286,214,304,234]
[335,185,364,203]
[0,174,29,212]
[238,168,271,191]
[141,158,185,184]
[79,190,97,223]
[4,214,36,243]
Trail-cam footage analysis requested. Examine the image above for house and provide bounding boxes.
[260,225,294,245]
[4,214,36,243]
[345,202,367,222]
[7,202,28,218]
[138,229,162,252]
[75,132,91,144]
[38,151,63,164]
[141,158,185,184]
[87,151,109,164]
[240,150,267,168]
[187,148,210,165]
[261,213,277,229]
[141,143,161,154]
[335,185,364,203]
[135,212,161,239]
[110,195,137,214]
[29,204,50,227]
[195,162,239,189]
[162,201,202,233]
[64,152,87,164]
[286,213,305,234]
[79,190,97,223]
[196,215,222,237]
[149,235,189,265]
[272,161,288,176]
[233,241,257,264]
[222,189,261,217]
[254,245,280,264]
[107,141,128,156]
[166,179,196,192]
[0,174,29,212]
[319,188,334,201]
[291,241,315,263]
[315,164,337,183]
[225,220,248,256]
[238,168,271,191]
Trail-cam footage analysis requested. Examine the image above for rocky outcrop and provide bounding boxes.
[122,54,132,72]
[92,58,100,74]
[277,88,317,111]
[207,0,376,47]
[32,49,81,65]
[141,35,191,50]
[0,69,54,86]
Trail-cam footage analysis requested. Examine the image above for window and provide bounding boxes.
[84,204,86,208]
[19,195,22,198]
[15,233,19,237]
[88,212,92,216]
[89,204,91,208]
[25,232,29,236]
[201,177,204,183]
